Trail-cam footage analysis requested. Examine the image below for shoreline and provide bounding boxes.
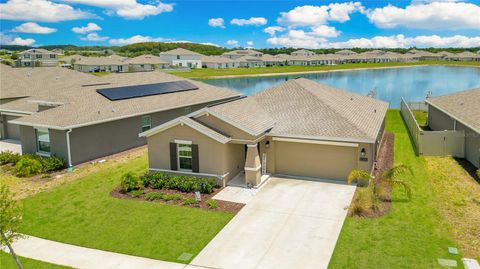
[185,63,480,80]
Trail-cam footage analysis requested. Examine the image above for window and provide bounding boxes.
[184,107,192,115]
[141,115,151,132]
[177,143,192,171]
[176,55,180,60]
[36,128,50,154]
[36,54,42,59]
[50,54,56,58]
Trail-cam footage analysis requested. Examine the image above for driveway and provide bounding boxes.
[189,177,356,269]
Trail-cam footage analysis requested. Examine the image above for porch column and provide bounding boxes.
[245,143,261,187]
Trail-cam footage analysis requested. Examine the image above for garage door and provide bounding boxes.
[274,141,357,181]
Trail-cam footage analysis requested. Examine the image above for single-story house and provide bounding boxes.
[426,88,480,168]
[73,55,129,72]
[140,78,388,187]
[124,54,170,71]
[291,49,316,57]
[159,48,202,69]
[201,56,239,69]
[222,49,264,60]
[0,65,241,166]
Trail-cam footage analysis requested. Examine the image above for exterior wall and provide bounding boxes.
[428,105,455,130]
[19,125,36,154]
[50,129,68,161]
[456,122,480,168]
[128,64,153,72]
[74,64,128,73]
[159,54,202,68]
[195,114,258,140]
[1,115,21,140]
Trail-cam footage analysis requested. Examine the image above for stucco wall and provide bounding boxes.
[1,115,21,140]
[428,105,455,130]
[196,114,258,141]
[19,125,36,154]
[457,122,480,168]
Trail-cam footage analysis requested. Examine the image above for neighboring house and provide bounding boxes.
[445,51,480,62]
[16,49,59,67]
[201,56,239,69]
[426,88,480,168]
[335,49,357,56]
[291,49,316,57]
[73,55,129,72]
[159,48,202,68]
[0,65,241,165]
[140,78,388,187]
[222,49,264,59]
[124,54,170,71]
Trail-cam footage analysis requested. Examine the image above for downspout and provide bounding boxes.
[66,129,73,169]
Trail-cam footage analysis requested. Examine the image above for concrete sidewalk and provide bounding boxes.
[2,235,202,269]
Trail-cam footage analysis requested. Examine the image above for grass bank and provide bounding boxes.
[0,251,72,269]
[17,152,234,264]
[168,61,480,79]
[329,110,464,269]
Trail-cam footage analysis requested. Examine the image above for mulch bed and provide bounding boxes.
[111,186,245,214]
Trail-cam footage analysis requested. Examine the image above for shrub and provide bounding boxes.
[147,172,169,189]
[374,183,390,202]
[163,193,182,201]
[40,156,65,172]
[183,198,197,206]
[347,170,372,187]
[207,199,218,209]
[145,192,165,201]
[0,151,21,165]
[120,172,142,193]
[198,178,216,194]
[127,190,144,198]
[349,188,373,216]
[15,158,42,177]
[141,172,216,194]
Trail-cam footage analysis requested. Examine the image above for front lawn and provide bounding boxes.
[18,152,234,263]
[329,110,464,269]
[1,252,72,269]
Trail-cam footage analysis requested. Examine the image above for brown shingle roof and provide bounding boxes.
[160,48,202,56]
[426,88,480,132]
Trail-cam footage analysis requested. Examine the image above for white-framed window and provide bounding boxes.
[184,107,192,115]
[177,143,193,171]
[36,128,50,154]
[141,115,151,132]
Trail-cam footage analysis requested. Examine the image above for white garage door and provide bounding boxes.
[274,141,357,181]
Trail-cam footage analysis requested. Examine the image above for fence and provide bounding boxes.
[400,98,465,157]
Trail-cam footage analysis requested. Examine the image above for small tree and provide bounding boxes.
[383,164,413,200]
[0,185,24,269]
[347,169,372,187]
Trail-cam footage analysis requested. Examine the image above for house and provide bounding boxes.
[159,48,202,68]
[426,88,480,168]
[140,78,388,187]
[73,55,129,72]
[0,65,241,166]
[124,54,170,71]
[445,51,480,62]
[16,49,59,67]
[335,49,357,56]
[291,49,316,57]
[222,49,264,60]
[201,56,239,69]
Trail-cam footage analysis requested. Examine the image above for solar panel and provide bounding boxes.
[96,80,199,101]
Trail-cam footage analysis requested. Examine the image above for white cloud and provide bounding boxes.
[226,40,239,46]
[11,22,57,34]
[326,35,480,48]
[208,18,225,28]
[0,0,94,22]
[62,0,174,19]
[367,2,480,29]
[0,33,36,46]
[80,33,109,41]
[263,26,286,36]
[277,2,363,26]
[72,23,102,34]
[310,25,340,38]
[246,41,254,48]
[108,35,167,45]
[267,30,328,48]
[231,17,267,26]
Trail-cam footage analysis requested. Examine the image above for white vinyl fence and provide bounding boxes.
[400,98,465,157]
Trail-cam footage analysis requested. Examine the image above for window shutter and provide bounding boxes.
[170,143,178,170]
[192,144,199,173]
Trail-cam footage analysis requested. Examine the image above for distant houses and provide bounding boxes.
[159,48,202,69]
[16,49,59,67]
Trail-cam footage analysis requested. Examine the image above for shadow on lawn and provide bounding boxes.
[454,158,480,184]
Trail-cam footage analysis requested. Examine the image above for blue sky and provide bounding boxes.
[1,0,480,48]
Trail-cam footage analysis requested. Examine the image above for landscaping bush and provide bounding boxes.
[349,188,373,216]
[145,192,165,201]
[183,198,197,206]
[207,199,217,209]
[40,156,65,172]
[163,193,182,201]
[0,151,21,165]
[347,170,372,187]
[15,158,42,177]
[373,183,390,202]
[127,190,144,198]
[120,172,142,193]
[142,172,217,194]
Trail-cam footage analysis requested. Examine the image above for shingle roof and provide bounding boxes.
[19,48,56,55]
[252,78,389,141]
[1,66,241,129]
[124,54,168,65]
[201,55,237,64]
[160,48,201,56]
[426,88,480,132]
[74,55,127,65]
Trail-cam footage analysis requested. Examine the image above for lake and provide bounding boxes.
[202,66,480,108]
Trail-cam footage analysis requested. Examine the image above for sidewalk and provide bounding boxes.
[1,235,207,269]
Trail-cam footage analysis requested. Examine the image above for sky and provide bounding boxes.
[1,0,480,49]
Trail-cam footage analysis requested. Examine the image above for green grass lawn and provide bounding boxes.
[1,251,72,269]
[169,61,480,79]
[18,153,234,264]
[412,110,428,127]
[329,110,464,269]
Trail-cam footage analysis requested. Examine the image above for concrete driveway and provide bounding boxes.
[189,177,356,269]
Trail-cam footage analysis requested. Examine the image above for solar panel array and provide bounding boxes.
[96,80,199,101]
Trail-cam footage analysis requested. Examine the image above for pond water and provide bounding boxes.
[202,66,480,108]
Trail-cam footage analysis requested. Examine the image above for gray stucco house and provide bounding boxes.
[16,49,59,67]
[426,88,480,168]
[0,65,240,166]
